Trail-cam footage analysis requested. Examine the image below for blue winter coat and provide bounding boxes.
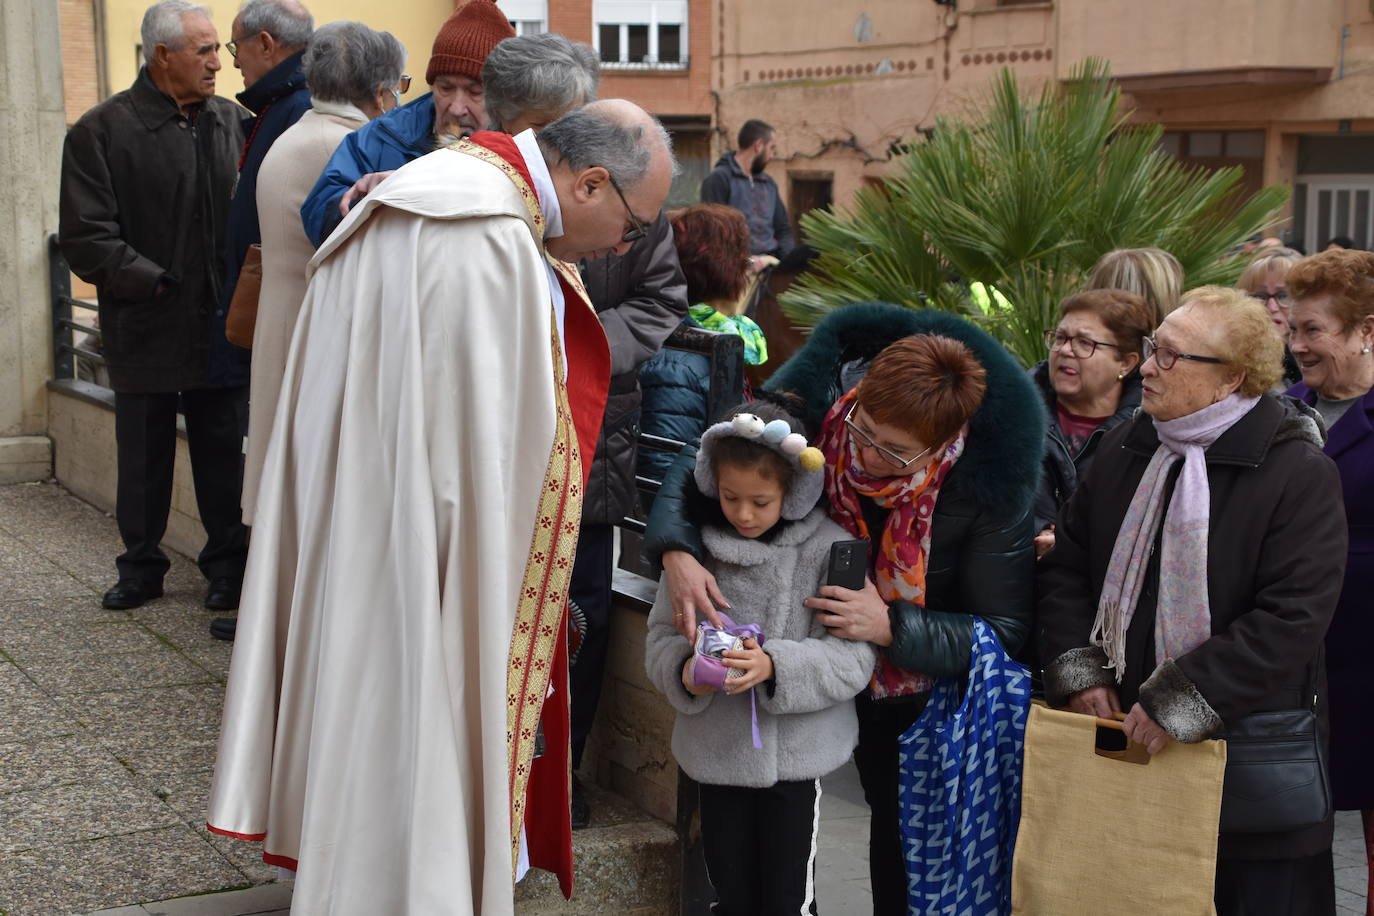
[1288,381,1374,811]
[637,337,712,488]
[300,92,436,246]
[210,51,310,388]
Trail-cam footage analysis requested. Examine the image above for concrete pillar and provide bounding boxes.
[0,0,65,482]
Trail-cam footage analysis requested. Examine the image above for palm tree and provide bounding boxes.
[780,59,1289,367]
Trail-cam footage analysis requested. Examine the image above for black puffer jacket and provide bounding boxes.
[578,212,688,525]
[59,69,243,393]
[1030,360,1142,532]
[643,304,1046,678]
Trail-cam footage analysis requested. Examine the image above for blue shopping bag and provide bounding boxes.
[897,619,1030,915]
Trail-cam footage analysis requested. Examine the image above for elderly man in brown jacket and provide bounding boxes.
[59,0,247,611]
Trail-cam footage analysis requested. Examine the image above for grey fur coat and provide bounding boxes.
[644,509,876,788]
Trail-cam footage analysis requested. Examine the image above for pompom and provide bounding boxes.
[761,419,791,444]
[799,447,825,472]
[732,413,765,438]
[780,433,808,456]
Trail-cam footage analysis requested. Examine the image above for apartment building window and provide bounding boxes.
[1159,129,1265,200]
[594,0,688,68]
[504,0,546,35]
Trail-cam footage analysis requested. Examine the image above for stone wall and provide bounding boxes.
[47,380,207,558]
[0,0,66,477]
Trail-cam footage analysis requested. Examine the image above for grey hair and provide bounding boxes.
[304,21,406,106]
[536,107,678,189]
[482,34,600,130]
[237,0,314,49]
[140,0,211,63]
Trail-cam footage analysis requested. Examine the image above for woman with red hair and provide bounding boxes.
[637,204,763,486]
[643,303,1044,913]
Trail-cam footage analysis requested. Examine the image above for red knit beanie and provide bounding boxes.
[426,0,516,86]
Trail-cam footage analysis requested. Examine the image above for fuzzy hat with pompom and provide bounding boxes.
[694,407,826,520]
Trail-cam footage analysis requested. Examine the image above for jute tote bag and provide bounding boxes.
[1011,703,1227,915]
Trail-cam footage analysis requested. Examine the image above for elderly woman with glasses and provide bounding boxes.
[642,304,1043,914]
[1239,246,1305,388]
[1031,289,1155,557]
[1285,249,1374,910]
[1039,286,1347,915]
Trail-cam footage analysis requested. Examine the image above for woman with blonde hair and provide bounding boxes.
[1238,246,1305,388]
[1039,285,1345,913]
[1086,247,1184,323]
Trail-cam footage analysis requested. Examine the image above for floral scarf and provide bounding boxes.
[688,304,768,366]
[818,388,967,698]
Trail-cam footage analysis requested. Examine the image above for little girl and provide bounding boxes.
[644,401,876,916]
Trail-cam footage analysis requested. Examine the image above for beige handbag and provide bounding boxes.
[225,243,262,349]
[1011,704,1227,915]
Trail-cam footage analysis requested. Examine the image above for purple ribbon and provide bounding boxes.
[692,613,767,749]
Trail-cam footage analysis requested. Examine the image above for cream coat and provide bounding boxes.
[209,149,567,914]
[243,103,368,524]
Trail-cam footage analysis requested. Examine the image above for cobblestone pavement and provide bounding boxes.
[0,481,1368,914]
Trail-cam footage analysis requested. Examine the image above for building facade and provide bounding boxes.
[57,0,712,204]
[718,0,1374,251]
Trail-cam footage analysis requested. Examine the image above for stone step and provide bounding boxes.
[515,782,678,914]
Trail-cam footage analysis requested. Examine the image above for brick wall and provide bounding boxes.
[58,0,101,124]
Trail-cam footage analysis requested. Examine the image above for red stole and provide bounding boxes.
[465,130,610,899]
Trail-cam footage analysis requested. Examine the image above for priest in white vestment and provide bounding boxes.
[206,100,675,914]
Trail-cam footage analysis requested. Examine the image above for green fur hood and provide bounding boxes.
[763,303,1047,519]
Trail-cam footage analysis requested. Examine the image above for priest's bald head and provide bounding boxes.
[536,99,676,263]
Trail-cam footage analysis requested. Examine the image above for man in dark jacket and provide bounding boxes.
[299,0,515,246]
[59,0,246,611]
[208,0,313,393]
[570,213,688,826]
[204,0,313,638]
[700,119,795,260]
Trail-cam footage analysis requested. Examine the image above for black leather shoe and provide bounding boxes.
[102,578,162,610]
[571,774,591,830]
[205,577,241,610]
[209,616,237,641]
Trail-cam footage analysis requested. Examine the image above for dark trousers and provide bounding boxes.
[698,779,822,916]
[853,693,926,916]
[569,523,614,769]
[114,388,248,585]
[1214,851,1335,916]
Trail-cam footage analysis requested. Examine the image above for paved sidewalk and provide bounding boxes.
[0,481,1368,914]
[0,481,274,915]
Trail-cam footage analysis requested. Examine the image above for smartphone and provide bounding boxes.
[825,539,869,591]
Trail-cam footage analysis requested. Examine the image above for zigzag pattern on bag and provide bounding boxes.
[898,620,1030,915]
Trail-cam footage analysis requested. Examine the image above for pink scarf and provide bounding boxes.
[1092,393,1260,681]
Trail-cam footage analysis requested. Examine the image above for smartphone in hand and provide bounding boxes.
[825,539,869,591]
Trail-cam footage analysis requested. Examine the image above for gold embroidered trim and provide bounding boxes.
[448,139,545,244]
[504,315,582,872]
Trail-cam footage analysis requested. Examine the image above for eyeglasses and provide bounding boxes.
[1248,290,1291,307]
[225,32,259,58]
[1141,335,1226,371]
[604,171,649,243]
[397,74,411,94]
[843,404,933,468]
[1043,329,1122,359]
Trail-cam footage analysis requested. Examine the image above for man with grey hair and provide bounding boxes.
[302,30,601,246]
[59,1,246,612]
[203,2,314,557]
[209,99,673,911]
[482,32,600,135]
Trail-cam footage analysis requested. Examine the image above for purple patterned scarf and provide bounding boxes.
[1091,393,1260,681]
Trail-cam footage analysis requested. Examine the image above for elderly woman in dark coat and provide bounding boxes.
[1285,248,1374,912]
[1038,286,1348,915]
